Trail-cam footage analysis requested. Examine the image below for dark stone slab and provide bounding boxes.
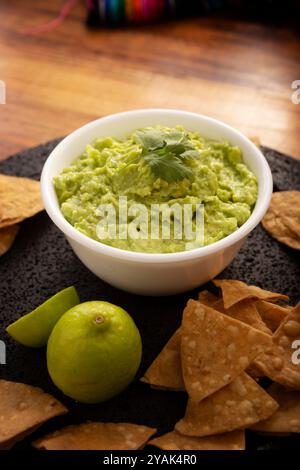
[0,140,299,449]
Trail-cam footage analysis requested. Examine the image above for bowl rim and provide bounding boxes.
[41,108,273,264]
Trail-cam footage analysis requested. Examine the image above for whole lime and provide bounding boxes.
[47,301,142,404]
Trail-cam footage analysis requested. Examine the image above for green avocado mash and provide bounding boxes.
[54,126,258,253]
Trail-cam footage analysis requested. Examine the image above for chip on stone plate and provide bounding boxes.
[0,174,44,228]
[141,328,184,391]
[213,279,288,310]
[181,300,273,402]
[226,300,272,335]
[198,290,225,313]
[198,290,220,306]
[0,225,19,256]
[0,380,68,449]
[261,191,300,250]
[245,363,265,380]
[225,301,270,380]
[255,301,290,332]
[33,422,157,450]
[254,302,300,390]
[251,383,300,434]
[175,372,278,437]
[200,290,271,334]
[220,299,272,378]
[149,429,245,450]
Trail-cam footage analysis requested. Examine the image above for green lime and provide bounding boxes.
[47,301,142,404]
[6,286,80,348]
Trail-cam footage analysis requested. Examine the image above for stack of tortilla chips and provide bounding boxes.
[142,279,300,450]
[0,174,44,256]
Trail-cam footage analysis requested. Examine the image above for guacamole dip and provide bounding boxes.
[54,126,258,253]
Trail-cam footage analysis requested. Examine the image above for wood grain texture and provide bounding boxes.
[0,0,299,160]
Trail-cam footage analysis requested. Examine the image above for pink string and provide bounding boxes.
[23,0,79,35]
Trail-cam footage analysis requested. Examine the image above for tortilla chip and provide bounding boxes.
[251,383,300,434]
[0,225,19,256]
[175,372,278,437]
[198,290,225,313]
[33,422,156,450]
[222,299,272,377]
[211,298,226,313]
[213,279,288,309]
[141,328,184,391]
[254,302,300,389]
[245,363,265,380]
[248,136,261,147]
[256,301,290,332]
[149,429,245,450]
[200,291,271,334]
[226,299,272,335]
[198,290,219,305]
[0,380,68,449]
[181,300,273,401]
[0,174,44,228]
[261,191,300,250]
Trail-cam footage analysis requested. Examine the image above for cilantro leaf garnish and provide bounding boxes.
[144,152,194,182]
[135,129,198,182]
[135,129,164,151]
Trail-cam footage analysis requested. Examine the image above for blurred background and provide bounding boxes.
[0,0,299,159]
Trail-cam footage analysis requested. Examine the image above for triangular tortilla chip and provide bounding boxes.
[213,279,288,309]
[33,422,156,450]
[256,301,290,332]
[261,191,300,250]
[181,300,273,401]
[141,329,184,391]
[211,298,225,313]
[149,429,245,450]
[245,363,264,380]
[199,291,271,333]
[226,299,272,334]
[254,302,300,389]
[198,290,225,313]
[0,225,19,256]
[0,174,44,228]
[0,380,68,449]
[175,372,278,437]
[220,299,271,378]
[198,290,218,305]
[251,383,300,433]
[219,299,271,377]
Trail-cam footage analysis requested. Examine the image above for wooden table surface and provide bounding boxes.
[0,0,299,161]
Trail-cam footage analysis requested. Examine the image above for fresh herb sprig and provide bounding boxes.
[135,129,199,183]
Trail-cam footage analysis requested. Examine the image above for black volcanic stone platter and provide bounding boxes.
[0,140,299,450]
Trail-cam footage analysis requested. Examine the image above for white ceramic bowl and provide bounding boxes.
[41,109,272,296]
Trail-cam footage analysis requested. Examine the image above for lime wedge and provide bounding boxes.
[6,286,80,348]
